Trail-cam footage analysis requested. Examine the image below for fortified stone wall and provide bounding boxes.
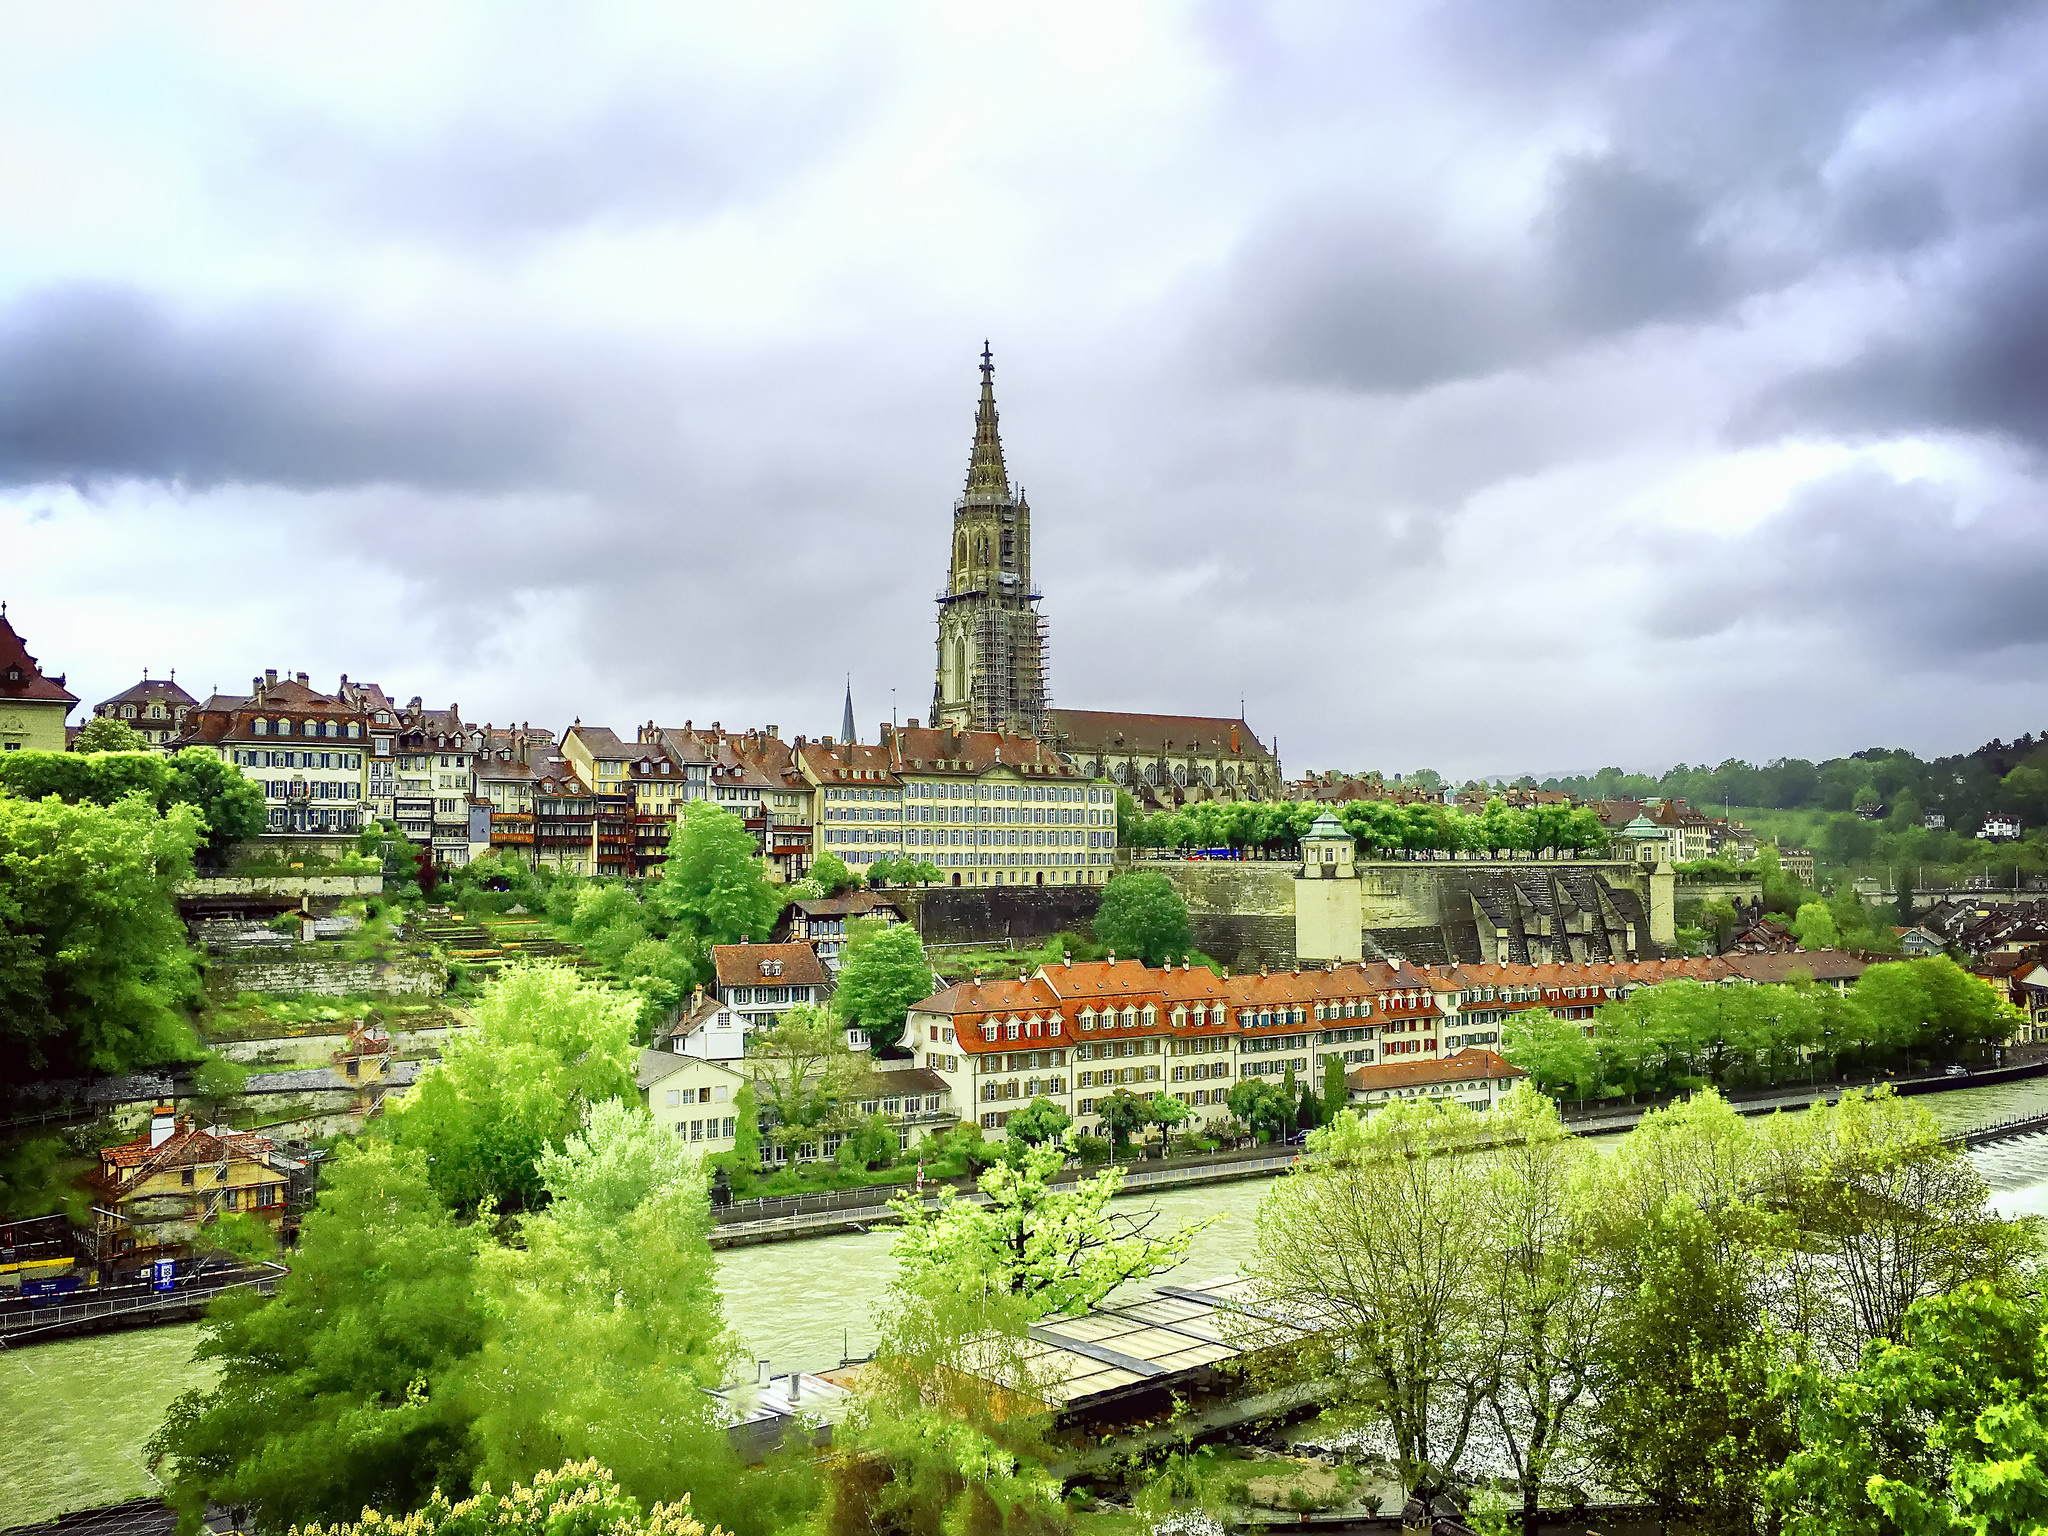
[1147,856,1661,967]
[897,886,1103,946]
[1146,861,1299,971]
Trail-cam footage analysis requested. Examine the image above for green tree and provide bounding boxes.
[888,1143,1213,1317]
[1092,870,1195,964]
[646,801,786,946]
[1850,956,2022,1067]
[1005,1097,1072,1146]
[1226,1079,1291,1141]
[1480,1090,1607,1535]
[147,1140,485,1533]
[1792,900,1839,950]
[1322,1051,1350,1119]
[730,1082,762,1169]
[900,859,943,886]
[1768,1282,2048,1535]
[465,1099,744,1518]
[808,850,858,896]
[389,961,638,1211]
[833,918,935,1053]
[0,791,202,1076]
[164,747,268,869]
[1246,1100,1495,1500]
[1148,1091,1194,1146]
[72,714,151,753]
[746,1003,873,1154]
[1094,1087,1152,1155]
[1581,1092,1795,1534]
[280,1460,713,1536]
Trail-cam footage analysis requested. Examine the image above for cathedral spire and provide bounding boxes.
[964,341,1010,500]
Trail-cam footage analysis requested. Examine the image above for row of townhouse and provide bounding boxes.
[897,949,1886,1142]
[72,650,1123,880]
[497,719,1124,887]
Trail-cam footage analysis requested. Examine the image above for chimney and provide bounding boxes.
[150,1105,175,1148]
[295,671,309,685]
[265,668,278,686]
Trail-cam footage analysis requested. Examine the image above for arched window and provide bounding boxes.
[253,718,268,735]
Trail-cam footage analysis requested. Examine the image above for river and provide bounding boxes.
[11,1077,2048,1525]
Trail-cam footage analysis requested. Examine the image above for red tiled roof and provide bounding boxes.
[711,941,831,989]
[1348,1048,1526,1094]
[0,612,77,705]
[1046,709,1272,759]
[878,724,1080,777]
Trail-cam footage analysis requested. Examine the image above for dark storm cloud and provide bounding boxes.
[1751,220,2048,452]
[1653,468,2048,659]
[1539,156,1727,333]
[1219,0,2047,397]
[1229,151,1734,393]
[0,286,563,491]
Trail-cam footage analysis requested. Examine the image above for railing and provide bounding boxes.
[0,1262,288,1340]
[714,1143,1298,1227]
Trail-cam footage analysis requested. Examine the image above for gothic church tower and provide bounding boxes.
[932,346,1048,735]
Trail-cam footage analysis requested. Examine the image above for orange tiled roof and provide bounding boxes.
[1348,1048,1526,1094]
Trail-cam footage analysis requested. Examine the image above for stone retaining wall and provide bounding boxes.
[895,885,1103,945]
[205,952,443,999]
[180,873,384,897]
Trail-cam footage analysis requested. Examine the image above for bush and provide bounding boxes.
[1072,1134,1112,1166]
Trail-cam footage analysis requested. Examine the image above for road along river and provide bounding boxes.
[11,1076,2048,1525]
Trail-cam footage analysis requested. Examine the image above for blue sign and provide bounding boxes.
[152,1259,177,1293]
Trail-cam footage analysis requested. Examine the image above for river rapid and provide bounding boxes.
[11,1077,2048,1524]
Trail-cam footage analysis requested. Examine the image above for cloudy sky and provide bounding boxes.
[5,2,2046,780]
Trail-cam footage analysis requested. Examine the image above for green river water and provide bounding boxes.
[12,1078,2048,1526]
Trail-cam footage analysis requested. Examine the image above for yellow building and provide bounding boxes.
[0,606,77,753]
[864,722,1118,887]
[636,1049,751,1150]
[90,1108,299,1262]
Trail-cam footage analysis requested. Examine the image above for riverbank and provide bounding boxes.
[13,1073,2048,1529]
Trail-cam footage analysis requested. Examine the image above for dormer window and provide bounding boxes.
[253,719,268,735]
[983,1023,999,1043]
[1005,1021,1019,1040]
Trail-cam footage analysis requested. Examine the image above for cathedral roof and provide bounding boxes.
[1046,708,1273,760]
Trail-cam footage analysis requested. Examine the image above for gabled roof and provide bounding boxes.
[1348,1048,1526,1094]
[1721,950,1876,985]
[711,941,831,989]
[878,724,1082,778]
[566,724,636,759]
[635,1047,746,1091]
[1046,709,1272,760]
[787,891,907,920]
[96,676,196,711]
[0,610,76,704]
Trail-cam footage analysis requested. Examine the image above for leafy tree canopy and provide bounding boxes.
[389,961,638,1211]
[1092,870,1195,965]
[465,1099,744,1518]
[147,1139,485,1534]
[832,918,935,1053]
[888,1143,1214,1317]
[0,790,202,1076]
[72,714,151,753]
[646,801,785,947]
